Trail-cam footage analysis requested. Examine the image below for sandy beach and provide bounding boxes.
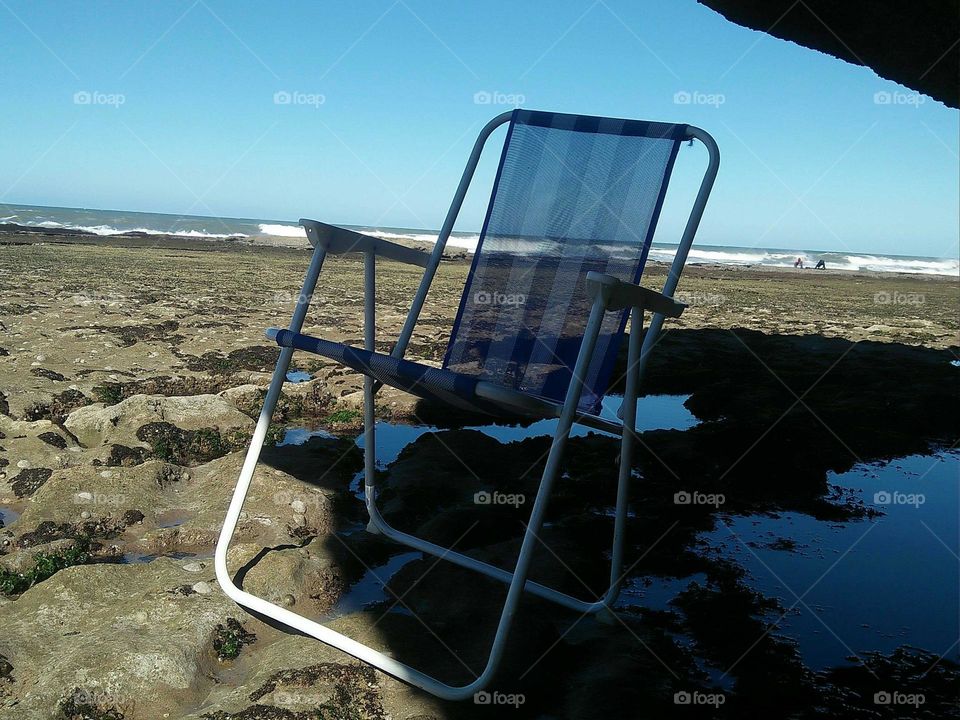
[1,228,958,719]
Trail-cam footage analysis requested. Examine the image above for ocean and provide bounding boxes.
[2,203,957,276]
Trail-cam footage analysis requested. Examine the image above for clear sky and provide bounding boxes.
[1,0,957,258]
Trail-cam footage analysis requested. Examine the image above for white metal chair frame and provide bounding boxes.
[215,111,720,700]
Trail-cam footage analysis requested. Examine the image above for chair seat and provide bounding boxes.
[270,329,561,418]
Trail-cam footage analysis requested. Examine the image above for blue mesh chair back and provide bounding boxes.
[442,110,686,413]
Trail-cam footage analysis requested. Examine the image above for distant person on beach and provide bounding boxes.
[815,259,826,269]
[794,257,804,269]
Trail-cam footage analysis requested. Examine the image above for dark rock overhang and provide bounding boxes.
[699,0,959,108]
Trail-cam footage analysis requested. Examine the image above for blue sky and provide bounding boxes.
[0,0,957,257]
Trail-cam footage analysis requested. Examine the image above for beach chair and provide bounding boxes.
[216,109,719,700]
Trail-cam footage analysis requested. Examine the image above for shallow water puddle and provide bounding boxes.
[0,506,21,528]
[278,427,335,446]
[615,572,708,612]
[328,550,421,617]
[121,549,205,564]
[346,393,698,457]
[285,369,312,383]
[154,509,196,529]
[698,450,959,669]
[470,393,699,443]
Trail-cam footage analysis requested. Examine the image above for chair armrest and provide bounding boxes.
[585,271,686,318]
[300,219,431,268]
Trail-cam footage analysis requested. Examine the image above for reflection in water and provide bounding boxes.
[0,506,21,528]
[277,398,957,673]
[699,451,959,669]
[328,551,422,618]
[121,550,203,564]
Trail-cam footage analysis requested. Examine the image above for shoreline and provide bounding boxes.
[1,225,957,281]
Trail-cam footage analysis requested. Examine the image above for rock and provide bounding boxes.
[10,454,334,558]
[64,394,253,450]
[240,537,345,614]
[180,617,448,720]
[9,468,53,498]
[217,383,265,418]
[0,558,247,719]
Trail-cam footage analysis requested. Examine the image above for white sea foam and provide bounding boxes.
[837,254,959,275]
[647,245,958,276]
[30,220,245,239]
[257,223,305,238]
[365,229,482,251]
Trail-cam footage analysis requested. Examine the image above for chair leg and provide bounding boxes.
[596,307,644,623]
[217,261,628,699]
[215,243,492,700]
[364,306,645,617]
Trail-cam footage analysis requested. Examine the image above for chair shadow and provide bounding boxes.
[246,327,959,718]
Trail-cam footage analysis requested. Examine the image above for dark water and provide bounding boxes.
[702,451,959,669]
[328,551,421,618]
[283,395,958,674]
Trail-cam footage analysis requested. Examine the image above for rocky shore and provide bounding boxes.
[0,231,957,719]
